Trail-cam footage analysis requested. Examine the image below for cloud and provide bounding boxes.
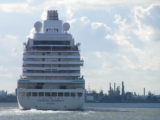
[0,0,159,15]
[67,18,77,25]
[40,3,77,20]
[65,6,76,19]
[102,62,110,68]
[41,10,47,20]
[0,66,13,78]
[106,32,155,70]
[0,34,22,64]
[132,3,160,41]
[91,22,111,31]
[38,0,160,20]
[3,73,13,78]
[105,4,160,72]
[27,28,35,39]
[11,48,17,57]
[27,0,34,3]
[0,66,8,72]
[0,3,36,13]
[80,16,90,25]
[122,55,137,70]
[94,52,102,58]
[113,14,126,26]
[42,0,160,11]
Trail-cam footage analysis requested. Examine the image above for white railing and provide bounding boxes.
[23,53,79,56]
[24,48,79,52]
[18,83,84,89]
[23,73,80,76]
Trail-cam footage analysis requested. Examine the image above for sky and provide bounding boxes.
[0,0,160,95]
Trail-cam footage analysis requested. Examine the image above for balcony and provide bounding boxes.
[23,61,82,65]
[23,55,80,59]
[22,73,80,76]
[23,67,80,71]
[24,44,79,52]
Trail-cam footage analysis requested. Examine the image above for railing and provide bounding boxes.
[23,71,80,73]
[20,77,80,80]
[24,48,79,52]
[19,87,84,89]
[23,65,80,67]
[23,59,79,62]
[23,53,80,56]
[23,59,43,61]
[18,84,84,89]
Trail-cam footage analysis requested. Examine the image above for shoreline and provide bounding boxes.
[0,101,160,103]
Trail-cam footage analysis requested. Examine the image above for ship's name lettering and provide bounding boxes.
[37,99,49,102]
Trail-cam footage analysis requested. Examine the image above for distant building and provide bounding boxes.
[86,96,94,101]
[122,81,125,96]
[108,83,120,97]
[0,90,7,96]
[125,92,133,100]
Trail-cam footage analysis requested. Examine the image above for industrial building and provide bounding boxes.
[85,81,160,103]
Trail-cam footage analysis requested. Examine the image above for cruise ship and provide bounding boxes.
[16,10,85,110]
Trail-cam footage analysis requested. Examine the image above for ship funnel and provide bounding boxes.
[47,10,59,20]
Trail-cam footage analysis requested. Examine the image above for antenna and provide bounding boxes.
[88,83,90,93]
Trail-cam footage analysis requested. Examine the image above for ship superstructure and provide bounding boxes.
[17,10,85,110]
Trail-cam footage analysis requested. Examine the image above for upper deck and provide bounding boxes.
[21,10,84,81]
[24,10,77,51]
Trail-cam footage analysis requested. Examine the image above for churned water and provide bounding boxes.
[0,103,160,120]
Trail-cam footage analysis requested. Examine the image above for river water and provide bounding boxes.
[0,103,160,120]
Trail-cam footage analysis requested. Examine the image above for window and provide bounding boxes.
[51,92,57,97]
[45,92,50,96]
[58,92,63,97]
[26,92,31,96]
[60,86,67,89]
[33,41,70,45]
[77,93,82,97]
[35,86,42,89]
[37,83,44,85]
[52,59,57,62]
[64,92,70,97]
[71,92,76,97]
[32,92,37,96]
[20,92,25,96]
[39,92,44,96]
[52,69,57,71]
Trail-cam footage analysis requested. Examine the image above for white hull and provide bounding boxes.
[17,89,84,110]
